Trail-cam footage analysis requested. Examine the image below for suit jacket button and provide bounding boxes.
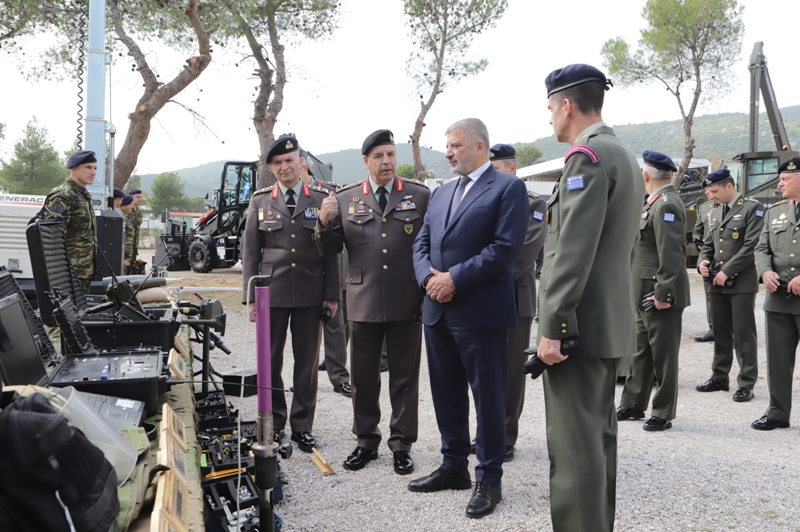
[291,248,296,253]
[383,265,388,270]
[291,263,296,267]
[291,234,296,238]
[652,276,656,279]
[794,240,798,244]
[561,323,567,327]
[369,208,374,213]
[383,249,388,254]
[383,217,387,222]
[796,227,799,231]
[719,261,725,265]
[382,233,387,238]
[405,217,410,221]
[792,253,796,258]
[792,267,797,272]
[291,219,296,224]
[358,220,363,224]
[561,329,567,334]
[267,228,272,232]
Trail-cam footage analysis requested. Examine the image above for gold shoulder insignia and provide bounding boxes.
[252,185,274,196]
[404,178,429,187]
[337,181,362,193]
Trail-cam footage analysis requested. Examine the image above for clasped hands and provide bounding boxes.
[698,259,729,287]
[426,267,456,303]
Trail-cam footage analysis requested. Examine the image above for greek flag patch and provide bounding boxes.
[663,213,675,223]
[566,175,584,191]
[756,210,764,218]
[532,211,544,221]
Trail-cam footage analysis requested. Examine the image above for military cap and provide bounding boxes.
[778,157,800,173]
[642,150,677,172]
[266,135,299,163]
[121,195,133,206]
[128,189,142,195]
[66,149,97,169]
[362,129,394,156]
[490,144,516,161]
[112,188,125,199]
[545,64,612,97]
[702,168,733,188]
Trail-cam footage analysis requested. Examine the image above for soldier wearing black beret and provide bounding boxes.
[537,64,642,532]
[43,149,98,293]
[752,156,800,430]
[618,150,689,433]
[317,128,430,476]
[696,168,764,403]
[241,134,341,454]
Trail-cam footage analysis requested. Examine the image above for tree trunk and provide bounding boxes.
[112,0,211,188]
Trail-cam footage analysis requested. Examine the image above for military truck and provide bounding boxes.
[155,151,333,273]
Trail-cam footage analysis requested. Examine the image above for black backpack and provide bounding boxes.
[0,389,120,531]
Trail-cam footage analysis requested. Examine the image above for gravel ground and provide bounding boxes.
[189,269,800,532]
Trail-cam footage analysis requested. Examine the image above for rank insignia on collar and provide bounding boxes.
[641,212,648,220]
[737,198,744,206]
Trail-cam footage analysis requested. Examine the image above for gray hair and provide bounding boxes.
[644,164,673,181]
[446,118,490,154]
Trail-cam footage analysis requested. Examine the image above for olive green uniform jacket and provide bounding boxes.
[538,122,644,532]
[755,199,800,422]
[44,178,97,292]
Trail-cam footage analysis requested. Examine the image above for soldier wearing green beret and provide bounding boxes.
[43,150,98,294]
[752,156,800,431]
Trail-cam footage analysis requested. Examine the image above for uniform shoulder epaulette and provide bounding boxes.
[402,178,428,187]
[336,181,362,193]
[309,184,329,194]
[527,190,540,199]
[252,185,274,196]
[768,199,790,209]
[564,144,600,164]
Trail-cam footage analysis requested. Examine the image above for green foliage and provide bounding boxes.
[515,144,543,167]
[0,117,65,194]
[403,0,507,91]
[0,122,5,142]
[0,0,42,47]
[397,163,433,180]
[148,171,186,216]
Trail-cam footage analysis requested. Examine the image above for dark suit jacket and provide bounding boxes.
[413,165,529,329]
[316,177,430,322]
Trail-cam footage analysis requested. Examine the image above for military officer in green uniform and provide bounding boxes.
[696,168,764,402]
[752,156,800,430]
[43,150,98,294]
[692,191,716,342]
[617,151,690,432]
[537,65,643,532]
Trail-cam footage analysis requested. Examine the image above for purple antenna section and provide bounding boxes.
[255,284,272,413]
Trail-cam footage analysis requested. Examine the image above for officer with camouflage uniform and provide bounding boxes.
[43,150,98,294]
[127,189,143,261]
[118,196,136,274]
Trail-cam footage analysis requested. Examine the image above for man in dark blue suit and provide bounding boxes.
[408,118,528,519]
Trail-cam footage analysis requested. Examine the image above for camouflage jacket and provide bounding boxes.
[118,209,136,258]
[129,208,142,257]
[44,178,96,282]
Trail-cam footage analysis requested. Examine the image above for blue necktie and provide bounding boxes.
[449,176,470,223]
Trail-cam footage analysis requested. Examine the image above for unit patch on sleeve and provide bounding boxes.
[566,175,585,191]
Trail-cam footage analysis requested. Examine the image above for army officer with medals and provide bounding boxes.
[752,156,800,431]
[241,135,340,454]
[617,150,690,431]
[316,129,430,475]
[696,168,764,402]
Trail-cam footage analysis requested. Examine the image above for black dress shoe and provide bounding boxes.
[696,379,729,392]
[466,482,502,518]
[408,467,472,492]
[751,416,790,431]
[379,362,389,373]
[393,450,414,475]
[694,331,714,342]
[318,361,326,371]
[732,387,754,402]
[643,416,672,431]
[334,382,352,397]
[291,431,316,453]
[469,439,476,454]
[343,446,378,471]
[616,405,645,421]
[504,446,514,462]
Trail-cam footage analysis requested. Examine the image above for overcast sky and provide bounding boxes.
[1,0,798,176]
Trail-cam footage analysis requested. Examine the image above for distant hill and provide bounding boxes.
[139,105,800,197]
[528,104,800,162]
